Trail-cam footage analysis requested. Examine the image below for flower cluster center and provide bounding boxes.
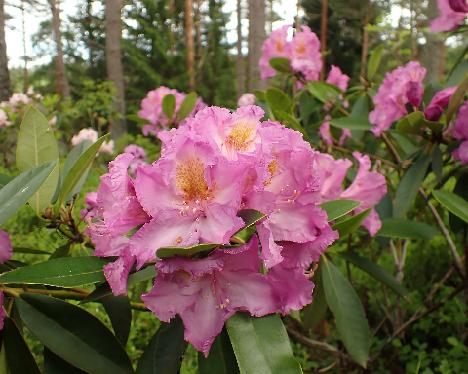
[176,157,210,201]
[225,121,255,151]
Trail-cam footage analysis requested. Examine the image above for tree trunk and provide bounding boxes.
[421,0,445,83]
[236,0,245,96]
[359,2,370,79]
[21,1,28,92]
[320,0,328,80]
[247,0,266,90]
[105,0,126,139]
[0,0,10,100]
[49,0,70,98]
[185,0,195,89]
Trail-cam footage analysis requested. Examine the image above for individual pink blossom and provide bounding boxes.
[71,128,98,145]
[8,93,31,109]
[99,140,114,155]
[424,87,457,121]
[0,109,10,127]
[124,144,146,160]
[0,230,12,265]
[451,101,468,140]
[259,25,291,80]
[430,0,467,32]
[290,26,322,82]
[237,93,256,107]
[142,237,279,356]
[319,122,351,146]
[369,61,427,136]
[453,140,468,164]
[326,65,350,92]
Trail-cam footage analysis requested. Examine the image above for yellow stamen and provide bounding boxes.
[175,158,210,201]
[225,121,255,151]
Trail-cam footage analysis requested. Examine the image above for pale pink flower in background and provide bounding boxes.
[9,93,31,109]
[237,93,256,107]
[369,61,427,136]
[290,26,322,81]
[99,140,114,155]
[124,144,147,174]
[71,128,98,146]
[48,116,57,128]
[0,109,11,127]
[430,0,467,32]
[259,25,291,80]
[326,65,350,92]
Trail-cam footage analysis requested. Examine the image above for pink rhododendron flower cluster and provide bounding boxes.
[124,144,147,174]
[237,93,256,107]
[71,128,114,155]
[259,25,322,82]
[320,65,351,145]
[138,86,205,136]
[451,101,468,164]
[0,230,12,330]
[85,104,387,355]
[369,61,427,136]
[430,0,467,32]
[424,86,456,121]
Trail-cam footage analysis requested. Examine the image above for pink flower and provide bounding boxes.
[452,101,468,140]
[71,128,98,145]
[430,0,467,32]
[0,292,5,330]
[124,144,146,160]
[237,93,256,107]
[290,26,322,82]
[259,25,291,80]
[453,140,468,164]
[0,109,10,127]
[0,230,12,265]
[320,122,334,146]
[142,237,278,356]
[9,93,31,109]
[424,87,457,121]
[369,61,427,136]
[99,140,114,155]
[326,65,350,92]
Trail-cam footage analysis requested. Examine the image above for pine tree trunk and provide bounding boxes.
[105,0,126,138]
[247,0,266,90]
[49,0,70,98]
[236,0,245,96]
[320,0,328,80]
[185,0,195,89]
[421,0,445,83]
[0,0,10,100]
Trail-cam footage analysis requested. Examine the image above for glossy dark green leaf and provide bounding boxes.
[253,90,265,102]
[273,110,305,135]
[306,81,340,103]
[321,257,370,367]
[269,57,291,74]
[302,264,328,331]
[446,73,468,123]
[320,199,361,221]
[265,88,293,115]
[162,94,176,119]
[0,161,56,225]
[176,92,197,121]
[367,44,384,81]
[157,243,219,259]
[49,242,71,259]
[13,247,51,255]
[136,317,186,374]
[16,106,59,213]
[16,294,133,374]
[332,208,371,237]
[0,173,13,188]
[393,152,431,218]
[0,256,106,287]
[198,328,239,374]
[432,146,443,182]
[433,190,468,224]
[395,111,425,134]
[101,295,132,346]
[57,134,109,207]
[44,348,87,374]
[226,313,302,374]
[237,209,266,231]
[449,173,468,232]
[3,317,41,374]
[338,252,407,296]
[329,116,372,130]
[378,218,438,240]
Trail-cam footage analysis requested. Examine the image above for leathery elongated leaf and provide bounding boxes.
[226,313,302,374]
[16,294,133,374]
[0,161,55,225]
[378,218,438,240]
[322,256,370,367]
[320,199,361,221]
[16,106,59,213]
[0,256,106,287]
[433,190,468,224]
[198,328,239,374]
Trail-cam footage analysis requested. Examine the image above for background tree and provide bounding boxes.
[0,0,10,100]
[247,0,266,90]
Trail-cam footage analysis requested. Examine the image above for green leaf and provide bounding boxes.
[337,252,407,296]
[0,256,106,287]
[269,57,291,74]
[395,111,424,134]
[0,173,13,188]
[16,106,59,214]
[332,208,371,237]
[329,116,372,131]
[393,152,431,218]
[3,317,41,374]
[136,317,186,374]
[176,92,197,121]
[0,161,56,225]
[306,81,340,103]
[162,94,176,119]
[226,313,302,374]
[367,44,384,81]
[57,134,109,207]
[273,110,306,135]
[55,140,93,203]
[198,328,239,374]
[13,247,51,255]
[16,294,133,374]
[321,257,370,367]
[156,243,220,259]
[320,199,361,221]
[302,265,328,331]
[432,146,443,182]
[237,209,266,231]
[378,218,438,240]
[253,90,265,102]
[446,73,468,124]
[101,295,132,346]
[44,348,87,374]
[265,88,293,115]
[433,190,468,224]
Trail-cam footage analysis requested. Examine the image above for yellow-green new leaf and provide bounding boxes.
[16,106,59,214]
